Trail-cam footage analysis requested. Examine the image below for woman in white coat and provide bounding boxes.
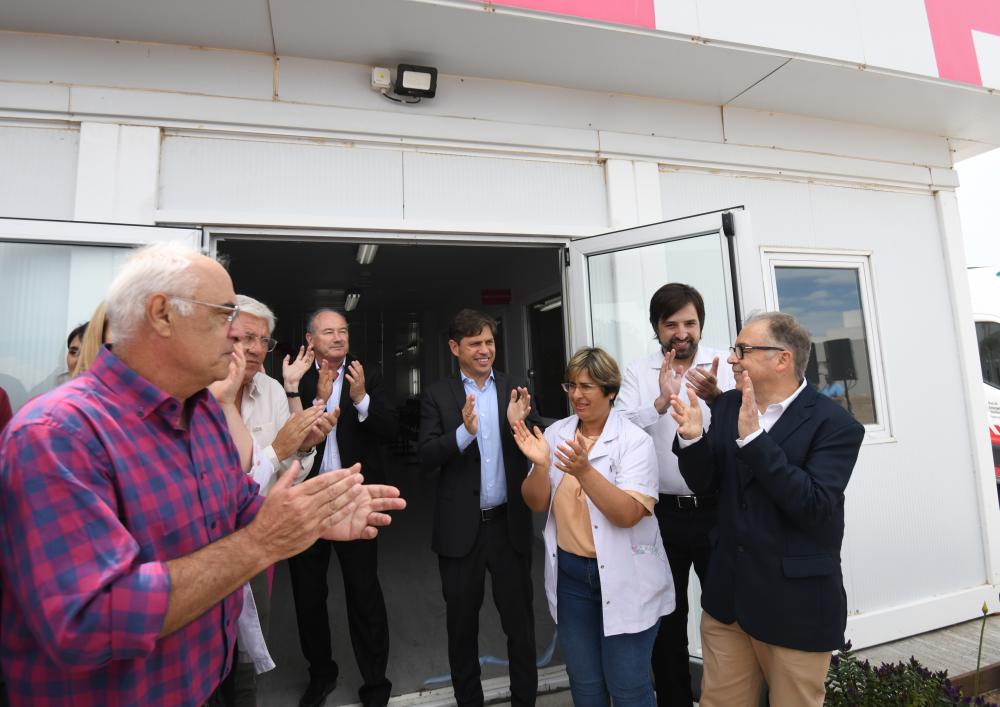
[515,347,674,707]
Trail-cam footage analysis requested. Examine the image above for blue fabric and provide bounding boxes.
[555,549,659,707]
[456,371,507,508]
[674,385,865,652]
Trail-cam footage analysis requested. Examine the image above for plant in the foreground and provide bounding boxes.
[976,601,990,698]
[824,641,997,706]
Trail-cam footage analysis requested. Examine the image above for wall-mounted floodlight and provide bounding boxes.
[395,64,437,98]
[345,289,361,312]
[356,243,379,265]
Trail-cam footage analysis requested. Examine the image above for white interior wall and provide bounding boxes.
[160,134,405,222]
[160,134,607,230]
[0,124,78,220]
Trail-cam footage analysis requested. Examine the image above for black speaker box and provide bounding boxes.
[824,338,856,381]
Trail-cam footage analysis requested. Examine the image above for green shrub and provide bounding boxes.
[824,643,996,706]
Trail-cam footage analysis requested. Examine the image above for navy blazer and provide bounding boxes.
[299,355,398,484]
[675,384,864,652]
[417,371,541,558]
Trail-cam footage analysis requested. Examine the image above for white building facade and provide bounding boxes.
[2,0,1000,700]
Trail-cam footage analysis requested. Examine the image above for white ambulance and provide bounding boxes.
[970,267,1000,483]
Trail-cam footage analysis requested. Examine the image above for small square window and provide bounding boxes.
[763,250,887,438]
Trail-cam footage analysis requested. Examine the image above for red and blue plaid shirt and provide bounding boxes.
[0,347,263,706]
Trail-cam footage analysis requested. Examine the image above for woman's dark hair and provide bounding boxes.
[448,309,497,343]
[67,322,88,348]
[648,283,705,336]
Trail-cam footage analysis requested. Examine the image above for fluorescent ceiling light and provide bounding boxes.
[345,289,361,312]
[535,296,562,312]
[356,244,379,265]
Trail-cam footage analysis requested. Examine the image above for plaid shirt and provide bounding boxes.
[0,347,263,706]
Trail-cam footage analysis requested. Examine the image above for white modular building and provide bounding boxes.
[2,0,1000,701]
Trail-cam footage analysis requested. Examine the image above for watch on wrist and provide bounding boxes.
[286,391,301,398]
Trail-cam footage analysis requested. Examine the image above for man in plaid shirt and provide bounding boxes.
[0,242,405,707]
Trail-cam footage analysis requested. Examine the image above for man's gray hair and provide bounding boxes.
[746,311,813,380]
[307,308,346,334]
[236,295,276,335]
[105,241,202,343]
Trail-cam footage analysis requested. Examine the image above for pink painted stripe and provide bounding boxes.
[488,0,656,29]
[925,0,1000,86]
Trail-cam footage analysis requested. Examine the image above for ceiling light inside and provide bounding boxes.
[356,244,379,265]
[534,296,562,312]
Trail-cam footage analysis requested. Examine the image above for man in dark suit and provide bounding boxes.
[418,309,540,707]
[286,309,398,707]
[669,312,864,707]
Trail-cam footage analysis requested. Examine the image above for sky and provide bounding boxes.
[957,148,1000,268]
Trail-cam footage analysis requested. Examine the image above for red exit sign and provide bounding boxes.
[481,288,512,305]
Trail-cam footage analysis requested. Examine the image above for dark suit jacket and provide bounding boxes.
[417,371,541,558]
[675,384,864,652]
[299,355,397,484]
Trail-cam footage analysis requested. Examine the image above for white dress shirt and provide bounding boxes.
[617,345,735,494]
[677,377,809,449]
[240,371,313,495]
[319,360,371,473]
[237,443,276,674]
[736,378,809,447]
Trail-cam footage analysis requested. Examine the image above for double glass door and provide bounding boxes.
[567,211,740,364]
[565,210,742,656]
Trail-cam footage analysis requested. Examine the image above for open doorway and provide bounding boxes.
[215,236,567,704]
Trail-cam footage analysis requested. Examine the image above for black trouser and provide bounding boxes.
[231,570,271,707]
[651,496,716,707]
[288,537,392,707]
[438,513,537,707]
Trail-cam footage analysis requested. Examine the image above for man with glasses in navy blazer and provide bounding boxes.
[669,312,864,707]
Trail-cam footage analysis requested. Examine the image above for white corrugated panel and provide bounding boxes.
[659,169,987,621]
[403,152,607,230]
[0,125,78,220]
[159,134,403,220]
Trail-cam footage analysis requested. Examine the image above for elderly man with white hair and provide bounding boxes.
[227,293,339,706]
[233,293,332,494]
[0,241,405,707]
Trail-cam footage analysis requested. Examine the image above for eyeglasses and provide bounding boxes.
[729,344,785,360]
[242,333,277,352]
[561,382,601,394]
[171,297,241,324]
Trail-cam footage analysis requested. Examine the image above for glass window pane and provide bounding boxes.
[586,234,731,368]
[0,241,129,413]
[977,321,1000,389]
[774,266,877,425]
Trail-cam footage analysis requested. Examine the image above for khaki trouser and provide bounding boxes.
[698,611,832,707]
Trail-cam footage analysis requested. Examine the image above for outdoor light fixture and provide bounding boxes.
[371,64,438,105]
[344,289,361,312]
[356,243,379,265]
[395,64,437,98]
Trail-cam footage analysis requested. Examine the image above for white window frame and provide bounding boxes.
[760,247,891,442]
